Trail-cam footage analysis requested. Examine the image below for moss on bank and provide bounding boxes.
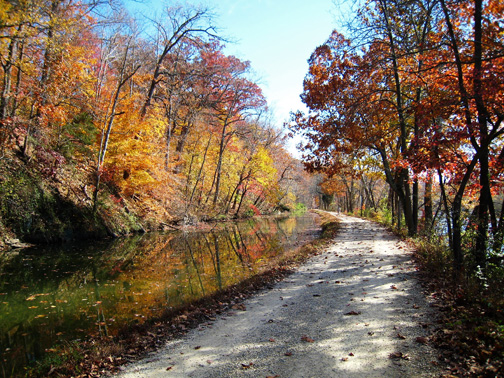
[0,152,154,250]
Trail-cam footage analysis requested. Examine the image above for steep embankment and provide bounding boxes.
[0,152,158,250]
[117,214,444,378]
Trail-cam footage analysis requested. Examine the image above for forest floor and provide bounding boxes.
[114,214,447,378]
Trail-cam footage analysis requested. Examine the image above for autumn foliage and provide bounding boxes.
[291,0,504,277]
[0,0,313,240]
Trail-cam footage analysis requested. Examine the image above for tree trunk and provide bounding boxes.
[473,0,490,270]
[424,174,433,233]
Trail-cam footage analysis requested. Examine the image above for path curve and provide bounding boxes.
[117,214,442,378]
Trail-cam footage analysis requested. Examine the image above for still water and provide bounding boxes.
[0,214,320,375]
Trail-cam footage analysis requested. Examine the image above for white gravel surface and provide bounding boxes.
[117,214,443,378]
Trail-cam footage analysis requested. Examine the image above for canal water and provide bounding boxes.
[0,213,321,375]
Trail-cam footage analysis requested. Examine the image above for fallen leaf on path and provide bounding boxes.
[301,335,315,342]
[391,285,398,290]
[207,360,212,364]
[241,362,254,369]
[266,376,279,378]
[349,352,354,356]
[194,345,201,350]
[389,352,410,360]
[341,357,348,361]
[269,338,275,342]
[344,311,361,316]
[166,366,173,371]
[397,333,406,339]
[415,336,428,344]
[284,352,293,356]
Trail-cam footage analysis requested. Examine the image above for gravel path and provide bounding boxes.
[117,214,442,378]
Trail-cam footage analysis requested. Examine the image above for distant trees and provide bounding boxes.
[292,0,504,273]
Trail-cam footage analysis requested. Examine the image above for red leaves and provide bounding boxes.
[301,335,315,343]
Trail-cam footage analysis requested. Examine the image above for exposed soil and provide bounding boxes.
[113,214,446,378]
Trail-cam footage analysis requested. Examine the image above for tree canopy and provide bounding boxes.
[291,0,504,274]
[0,0,315,227]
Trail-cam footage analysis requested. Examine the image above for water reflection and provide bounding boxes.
[0,214,320,376]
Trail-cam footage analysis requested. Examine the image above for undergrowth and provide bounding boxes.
[357,209,504,377]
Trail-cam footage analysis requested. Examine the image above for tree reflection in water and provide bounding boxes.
[0,214,320,376]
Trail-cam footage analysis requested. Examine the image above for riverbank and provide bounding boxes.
[0,149,307,252]
[0,152,153,250]
[19,211,337,377]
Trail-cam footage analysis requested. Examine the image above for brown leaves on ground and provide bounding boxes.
[389,351,410,360]
[414,262,504,376]
[344,310,361,315]
[232,303,246,311]
[301,335,315,343]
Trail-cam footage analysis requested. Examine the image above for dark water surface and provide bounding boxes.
[0,214,320,375]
